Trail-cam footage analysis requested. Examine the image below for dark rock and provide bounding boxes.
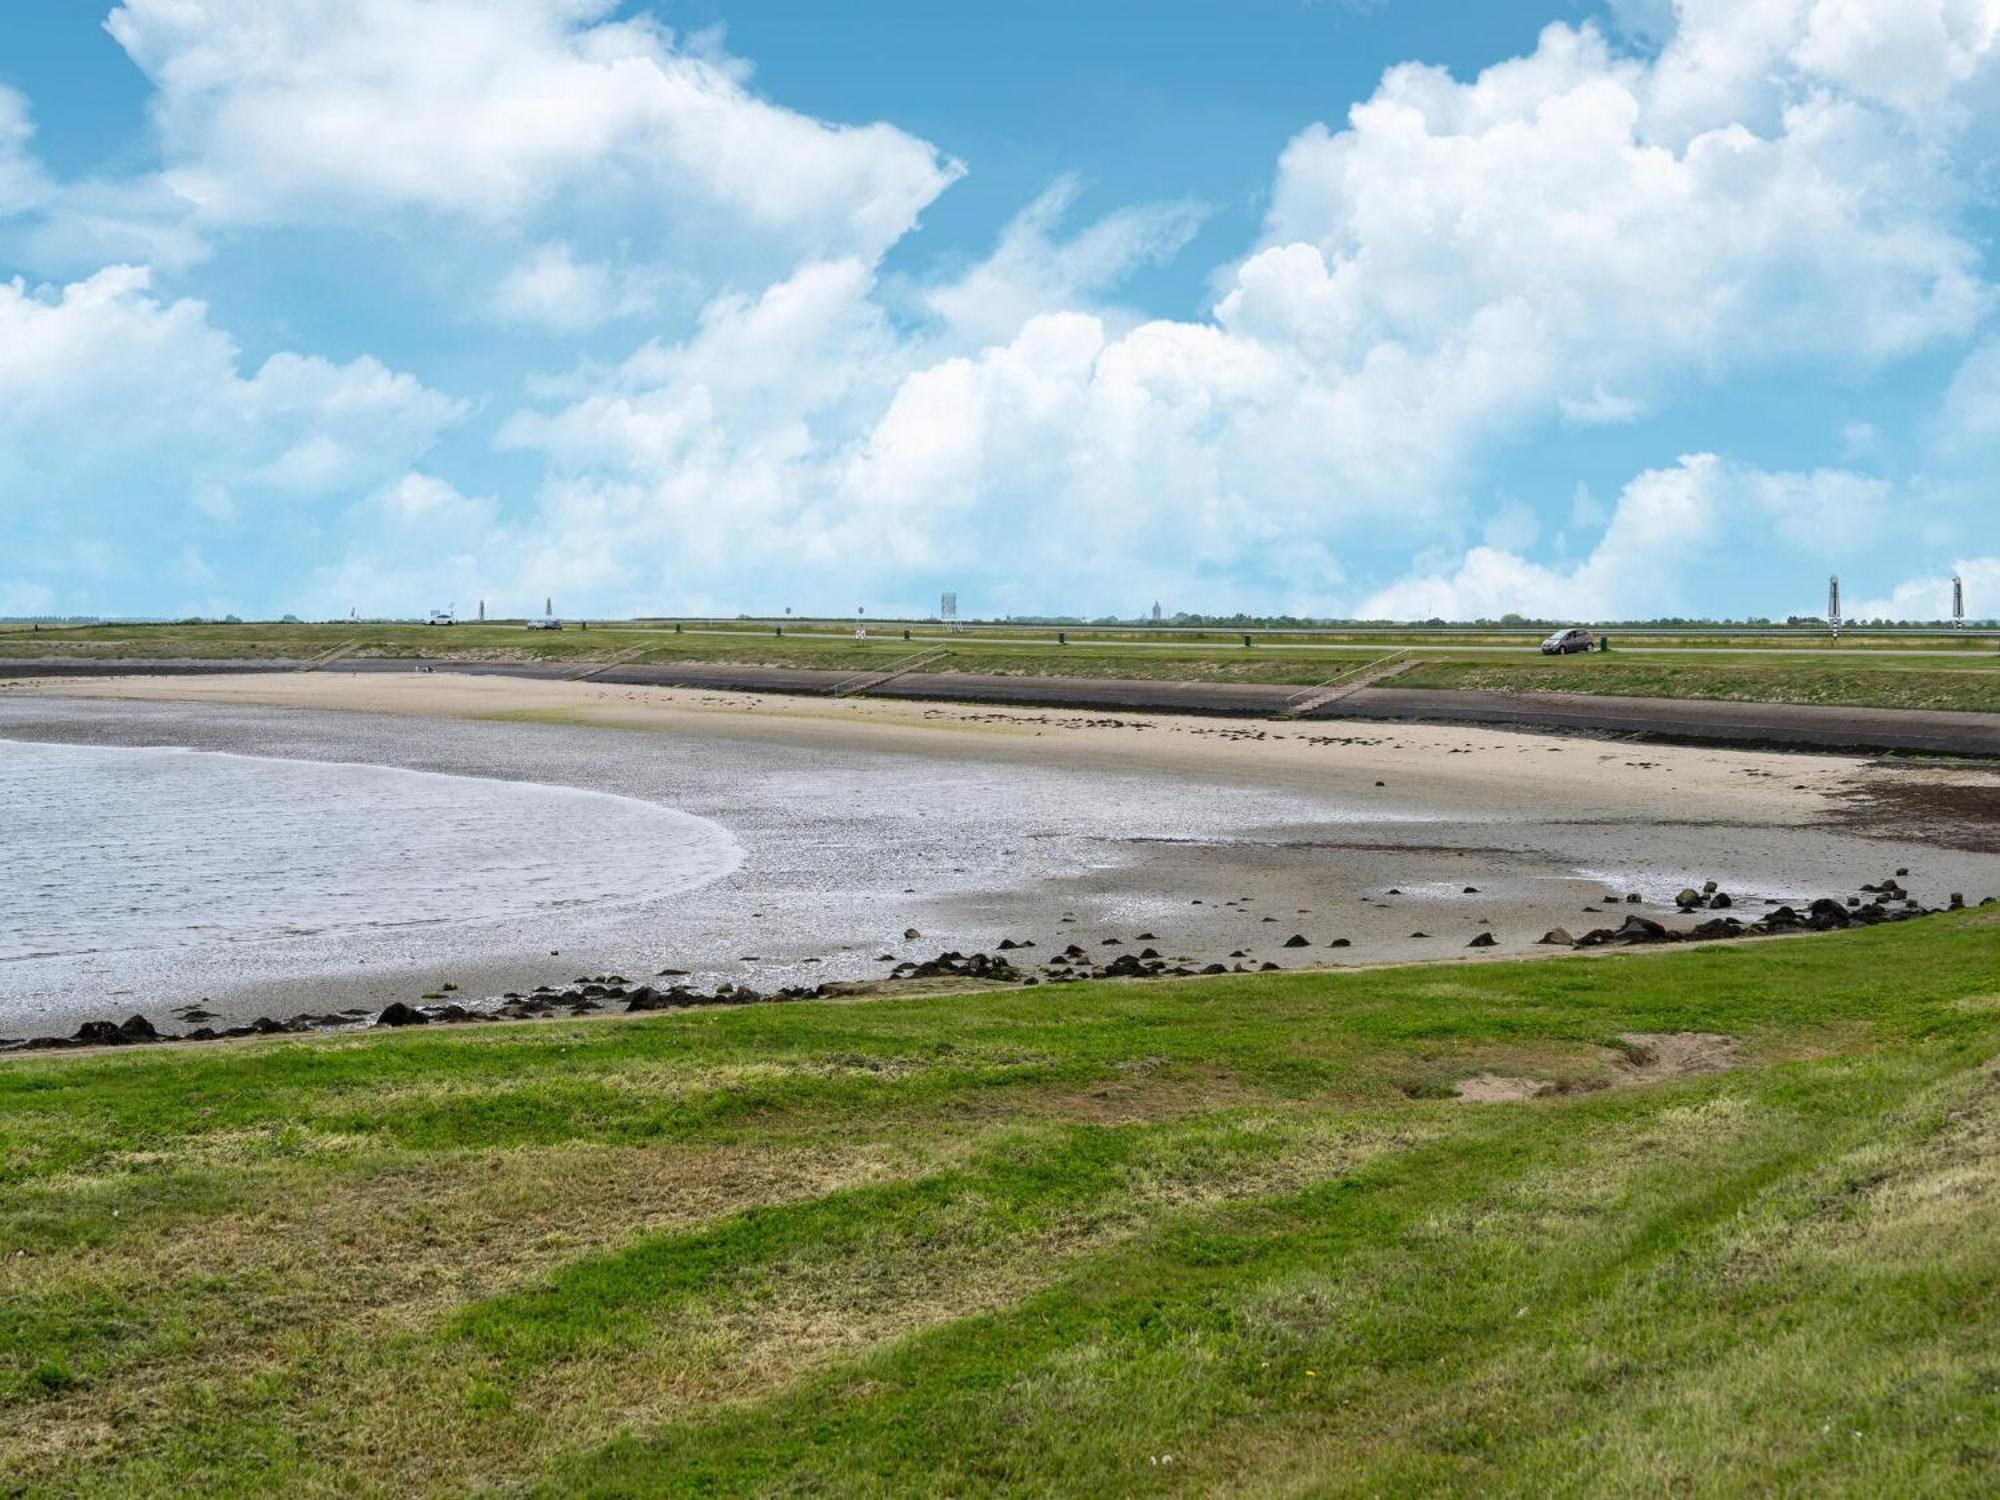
[1327,938,1352,948]
[1688,918,1745,940]
[1282,934,1311,948]
[118,1014,159,1041]
[1539,928,1573,945]
[1201,963,1228,975]
[376,1002,429,1028]
[1466,932,1498,948]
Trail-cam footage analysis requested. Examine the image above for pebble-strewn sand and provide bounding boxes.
[4,670,1998,1034]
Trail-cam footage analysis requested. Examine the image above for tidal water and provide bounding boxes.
[0,737,740,986]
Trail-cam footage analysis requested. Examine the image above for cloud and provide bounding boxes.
[1359,455,1897,619]
[1247,19,1985,395]
[489,242,673,332]
[466,5,1993,615]
[15,0,2000,618]
[922,178,1209,346]
[1935,331,2000,452]
[1852,557,2000,620]
[105,0,961,270]
[0,266,464,610]
[0,87,45,214]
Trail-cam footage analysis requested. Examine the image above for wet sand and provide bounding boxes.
[5,670,1999,1036]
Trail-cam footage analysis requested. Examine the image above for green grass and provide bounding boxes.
[5,912,2000,1494]
[7,618,1999,713]
[1395,655,2000,714]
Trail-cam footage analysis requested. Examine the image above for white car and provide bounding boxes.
[1540,626,1595,655]
[526,618,564,631]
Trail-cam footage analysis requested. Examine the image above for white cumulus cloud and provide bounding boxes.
[1359,455,1897,620]
[0,266,465,610]
[106,0,961,267]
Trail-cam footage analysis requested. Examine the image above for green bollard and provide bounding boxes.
[1058,632,1067,646]
[1243,633,1253,648]
[1599,633,1611,652]
[903,629,910,641]
[674,622,682,634]
[775,626,783,638]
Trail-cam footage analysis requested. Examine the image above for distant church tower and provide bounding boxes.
[1150,601,1162,622]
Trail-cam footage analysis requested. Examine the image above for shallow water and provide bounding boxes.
[0,738,740,967]
[3,692,1995,1039]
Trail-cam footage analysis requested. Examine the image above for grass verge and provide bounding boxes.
[3,912,2000,1493]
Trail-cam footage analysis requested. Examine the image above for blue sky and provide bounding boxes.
[1,0,1997,621]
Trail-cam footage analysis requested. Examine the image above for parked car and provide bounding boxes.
[1540,626,1596,655]
[526,618,564,631]
[425,610,454,626]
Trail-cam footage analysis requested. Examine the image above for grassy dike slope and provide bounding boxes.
[4,917,2000,1496]
[8,618,2000,711]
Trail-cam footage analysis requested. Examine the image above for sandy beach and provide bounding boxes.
[5,669,1998,1036]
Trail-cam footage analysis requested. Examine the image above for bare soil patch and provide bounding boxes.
[1608,1031,1740,1084]
[1452,1032,1740,1102]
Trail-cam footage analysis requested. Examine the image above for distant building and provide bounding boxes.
[1150,601,1162,622]
[940,591,958,621]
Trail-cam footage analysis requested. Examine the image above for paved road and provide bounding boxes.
[5,656,1998,757]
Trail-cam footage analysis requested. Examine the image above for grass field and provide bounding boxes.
[5,618,2000,712]
[5,914,2000,1495]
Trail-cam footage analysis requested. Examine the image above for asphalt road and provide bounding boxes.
[5,656,1999,757]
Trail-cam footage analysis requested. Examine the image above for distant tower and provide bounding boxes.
[1828,575,1842,638]
[939,591,957,622]
[1953,574,1965,630]
[545,597,552,619]
[478,598,485,622]
[1151,601,1162,622]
